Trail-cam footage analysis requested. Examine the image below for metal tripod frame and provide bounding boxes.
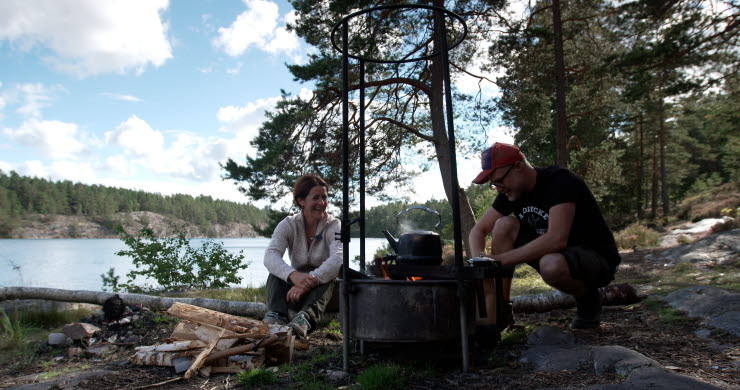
[330,4,471,372]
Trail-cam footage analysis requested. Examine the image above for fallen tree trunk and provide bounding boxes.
[512,283,644,314]
[0,287,267,318]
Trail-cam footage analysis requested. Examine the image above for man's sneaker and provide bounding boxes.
[263,311,288,326]
[571,288,602,329]
[288,311,312,338]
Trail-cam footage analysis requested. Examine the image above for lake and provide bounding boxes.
[0,237,388,291]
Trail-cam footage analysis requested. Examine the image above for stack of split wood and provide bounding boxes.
[131,302,301,377]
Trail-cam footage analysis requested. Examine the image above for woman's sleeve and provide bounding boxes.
[309,220,343,284]
[263,219,296,282]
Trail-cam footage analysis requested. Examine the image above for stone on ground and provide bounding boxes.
[662,286,740,337]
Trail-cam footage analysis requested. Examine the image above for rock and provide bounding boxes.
[62,323,101,340]
[694,328,712,338]
[325,370,350,386]
[519,345,592,372]
[86,343,118,356]
[621,366,723,389]
[173,356,193,374]
[656,229,739,264]
[47,333,70,346]
[67,347,84,357]
[526,326,577,346]
[592,345,662,376]
[662,286,740,337]
[124,334,142,344]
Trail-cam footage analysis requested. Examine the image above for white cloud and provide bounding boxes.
[0,0,172,77]
[4,119,88,159]
[213,0,301,58]
[100,92,142,102]
[226,63,242,75]
[1,83,63,119]
[106,115,165,157]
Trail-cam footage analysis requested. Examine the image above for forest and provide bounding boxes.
[0,171,268,237]
[223,0,738,245]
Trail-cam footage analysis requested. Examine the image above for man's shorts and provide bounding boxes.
[514,226,615,288]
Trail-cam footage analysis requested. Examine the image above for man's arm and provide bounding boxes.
[469,207,506,257]
[495,202,576,266]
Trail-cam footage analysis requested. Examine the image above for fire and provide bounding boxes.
[406,276,423,281]
[380,264,391,280]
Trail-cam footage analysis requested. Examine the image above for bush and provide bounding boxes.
[615,223,661,250]
[110,227,249,292]
[357,364,406,390]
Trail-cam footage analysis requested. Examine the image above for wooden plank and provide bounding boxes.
[134,340,206,353]
[184,328,224,379]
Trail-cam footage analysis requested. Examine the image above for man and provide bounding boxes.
[469,142,620,329]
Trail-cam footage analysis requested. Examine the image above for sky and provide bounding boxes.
[0,0,512,209]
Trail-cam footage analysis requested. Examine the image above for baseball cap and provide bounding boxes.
[472,142,525,184]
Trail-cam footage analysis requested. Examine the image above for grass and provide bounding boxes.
[0,307,93,368]
[500,323,537,345]
[167,285,268,303]
[38,363,92,380]
[647,262,740,295]
[615,223,661,250]
[324,319,341,336]
[277,351,337,390]
[642,298,692,324]
[510,265,553,296]
[356,363,406,390]
[237,368,279,387]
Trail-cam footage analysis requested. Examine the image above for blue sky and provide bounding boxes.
[0,0,511,208]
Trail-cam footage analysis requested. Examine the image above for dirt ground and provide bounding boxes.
[1,250,738,390]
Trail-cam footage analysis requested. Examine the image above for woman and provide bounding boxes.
[262,174,342,338]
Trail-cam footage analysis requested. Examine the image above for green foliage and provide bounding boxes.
[356,364,406,390]
[237,368,279,387]
[279,351,337,389]
[113,227,249,292]
[100,267,121,292]
[614,223,661,250]
[0,308,26,350]
[510,265,553,296]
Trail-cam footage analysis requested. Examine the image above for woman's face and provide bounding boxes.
[298,185,328,220]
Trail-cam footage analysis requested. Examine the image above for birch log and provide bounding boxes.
[0,287,267,318]
[166,302,268,337]
[512,283,644,313]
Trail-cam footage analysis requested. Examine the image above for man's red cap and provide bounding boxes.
[472,142,525,184]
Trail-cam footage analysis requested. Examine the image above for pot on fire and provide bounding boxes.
[381,206,443,266]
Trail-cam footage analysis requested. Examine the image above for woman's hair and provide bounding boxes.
[293,174,328,208]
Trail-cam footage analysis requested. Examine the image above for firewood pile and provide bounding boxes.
[130,302,303,378]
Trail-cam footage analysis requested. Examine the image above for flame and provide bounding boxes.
[405,276,423,281]
[380,264,391,280]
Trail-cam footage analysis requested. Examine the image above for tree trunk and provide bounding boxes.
[651,131,659,220]
[430,0,476,257]
[552,0,569,168]
[512,283,644,313]
[658,80,670,216]
[0,287,268,318]
[637,115,644,219]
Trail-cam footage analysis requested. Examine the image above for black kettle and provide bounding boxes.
[381,206,443,266]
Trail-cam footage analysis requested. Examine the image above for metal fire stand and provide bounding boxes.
[330,4,474,371]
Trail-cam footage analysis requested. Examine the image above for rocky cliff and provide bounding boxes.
[11,211,262,239]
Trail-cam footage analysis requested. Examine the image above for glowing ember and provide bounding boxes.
[406,276,423,281]
[380,264,391,280]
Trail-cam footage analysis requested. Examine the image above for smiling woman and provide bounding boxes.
[261,174,342,338]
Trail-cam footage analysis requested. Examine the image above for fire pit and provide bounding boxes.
[343,278,474,342]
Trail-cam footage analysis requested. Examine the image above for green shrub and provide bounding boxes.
[237,368,278,387]
[109,227,250,292]
[615,223,661,250]
[357,364,406,390]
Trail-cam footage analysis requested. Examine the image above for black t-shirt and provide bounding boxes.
[492,166,621,270]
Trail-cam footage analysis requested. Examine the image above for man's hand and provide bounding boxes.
[287,286,308,304]
[289,271,320,289]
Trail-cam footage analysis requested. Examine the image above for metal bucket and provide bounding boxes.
[341,279,473,342]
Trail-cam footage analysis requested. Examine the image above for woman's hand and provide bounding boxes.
[287,285,309,304]
[289,271,320,289]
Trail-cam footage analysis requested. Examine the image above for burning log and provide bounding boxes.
[512,283,644,313]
